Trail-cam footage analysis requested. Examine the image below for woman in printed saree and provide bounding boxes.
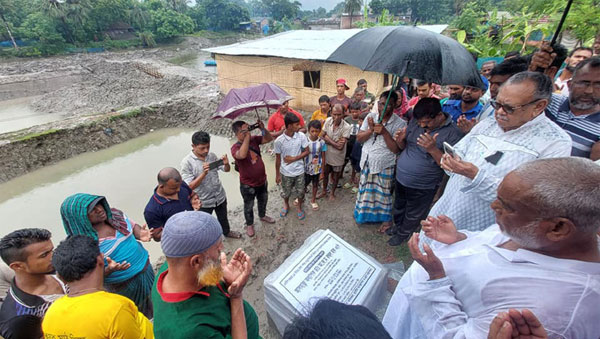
[60,193,154,318]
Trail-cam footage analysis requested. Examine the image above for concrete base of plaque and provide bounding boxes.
[264,229,387,335]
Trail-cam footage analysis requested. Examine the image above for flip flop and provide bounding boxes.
[297,210,306,220]
[311,202,319,210]
[351,187,358,194]
[280,207,289,218]
[343,182,353,189]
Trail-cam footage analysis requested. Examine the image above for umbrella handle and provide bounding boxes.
[550,0,573,46]
[535,0,573,72]
[378,74,398,124]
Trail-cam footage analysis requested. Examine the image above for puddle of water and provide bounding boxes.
[0,128,276,261]
[0,97,64,134]
[168,51,217,74]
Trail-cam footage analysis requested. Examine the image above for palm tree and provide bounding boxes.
[0,0,18,49]
[344,0,362,27]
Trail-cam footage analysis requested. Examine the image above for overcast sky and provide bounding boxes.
[298,0,342,11]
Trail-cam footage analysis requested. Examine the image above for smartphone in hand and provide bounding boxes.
[208,159,224,170]
[443,142,457,158]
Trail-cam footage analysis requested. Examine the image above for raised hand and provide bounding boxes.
[488,309,548,339]
[373,123,384,135]
[394,126,407,143]
[407,233,445,280]
[191,195,202,211]
[417,132,439,153]
[220,249,252,298]
[104,256,130,276]
[528,41,556,73]
[421,215,464,245]
[367,116,375,130]
[137,224,152,242]
[222,154,229,166]
[457,115,477,134]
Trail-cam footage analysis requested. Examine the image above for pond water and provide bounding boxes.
[0,128,276,261]
[0,96,64,134]
[167,50,217,74]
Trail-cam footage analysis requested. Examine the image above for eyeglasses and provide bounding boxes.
[489,98,540,114]
[571,80,600,91]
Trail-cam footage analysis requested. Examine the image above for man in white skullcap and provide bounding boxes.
[151,211,258,339]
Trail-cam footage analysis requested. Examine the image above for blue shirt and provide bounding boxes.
[442,99,483,122]
[143,181,194,230]
[396,114,464,189]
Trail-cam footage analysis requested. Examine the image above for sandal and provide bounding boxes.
[225,230,243,239]
[351,187,358,194]
[343,182,353,189]
[246,225,255,237]
[311,202,319,210]
[297,210,306,220]
[280,207,289,218]
[377,222,391,234]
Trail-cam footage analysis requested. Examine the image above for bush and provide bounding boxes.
[139,31,156,48]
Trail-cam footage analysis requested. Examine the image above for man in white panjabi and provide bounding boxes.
[383,157,600,339]
[428,71,571,232]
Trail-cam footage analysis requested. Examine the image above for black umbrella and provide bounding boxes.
[327,26,484,89]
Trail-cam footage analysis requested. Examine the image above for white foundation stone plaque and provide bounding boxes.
[264,229,387,334]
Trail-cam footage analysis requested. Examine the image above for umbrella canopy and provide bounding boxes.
[213,83,293,120]
[327,26,484,89]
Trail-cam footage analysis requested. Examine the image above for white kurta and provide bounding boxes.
[428,114,572,231]
[383,225,600,339]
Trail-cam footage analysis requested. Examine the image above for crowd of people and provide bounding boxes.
[0,36,598,338]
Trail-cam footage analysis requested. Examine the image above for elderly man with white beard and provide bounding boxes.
[383,157,600,339]
[151,211,258,339]
[427,71,572,232]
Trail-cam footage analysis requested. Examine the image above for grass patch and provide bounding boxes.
[188,30,259,40]
[108,108,143,122]
[15,129,60,142]
[166,52,198,65]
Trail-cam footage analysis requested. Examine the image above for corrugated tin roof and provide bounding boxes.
[204,25,448,61]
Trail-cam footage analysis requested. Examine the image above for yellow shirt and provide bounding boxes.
[310,109,328,123]
[42,291,153,339]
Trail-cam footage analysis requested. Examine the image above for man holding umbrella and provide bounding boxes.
[231,120,276,237]
[267,100,305,138]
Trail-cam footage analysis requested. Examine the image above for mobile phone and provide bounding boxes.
[208,159,224,170]
[443,142,456,158]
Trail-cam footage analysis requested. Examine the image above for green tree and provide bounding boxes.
[248,0,269,17]
[344,0,362,27]
[369,0,385,15]
[262,0,301,21]
[0,0,18,49]
[202,0,250,30]
[186,3,207,30]
[21,11,66,54]
[328,1,345,16]
[149,8,194,39]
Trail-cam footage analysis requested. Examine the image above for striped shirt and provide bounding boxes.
[545,93,600,158]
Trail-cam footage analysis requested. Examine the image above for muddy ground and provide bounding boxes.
[0,35,412,338]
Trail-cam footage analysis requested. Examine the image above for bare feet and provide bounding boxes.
[328,194,336,201]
